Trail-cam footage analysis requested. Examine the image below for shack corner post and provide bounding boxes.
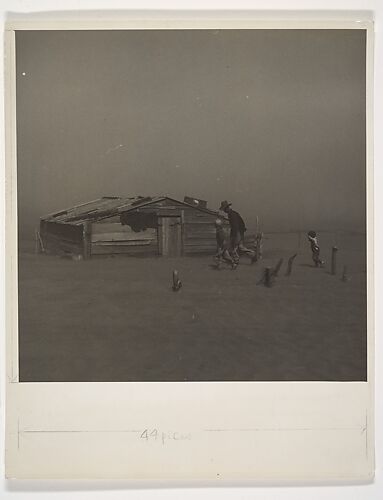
[83,221,92,260]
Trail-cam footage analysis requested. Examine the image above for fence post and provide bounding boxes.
[172,270,182,291]
[254,233,262,262]
[331,246,338,275]
[264,267,272,287]
[34,230,40,253]
[341,265,348,282]
[272,258,284,277]
[286,253,297,276]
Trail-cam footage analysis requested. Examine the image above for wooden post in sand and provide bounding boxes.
[286,253,297,276]
[272,258,284,277]
[34,230,40,253]
[264,267,272,287]
[341,265,348,282]
[172,270,182,291]
[254,242,260,263]
[254,216,260,263]
[331,246,338,275]
[35,230,45,253]
[254,232,263,262]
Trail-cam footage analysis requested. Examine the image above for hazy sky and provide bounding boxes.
[16,29,366,236]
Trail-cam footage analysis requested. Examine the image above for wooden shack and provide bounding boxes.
[39,195,230,259]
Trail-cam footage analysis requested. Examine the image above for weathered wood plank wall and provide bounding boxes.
[91,222,158,256]
[39,220,84,256]
[135,200,223,255]
[183,209,220,255]
[119,199,221,255]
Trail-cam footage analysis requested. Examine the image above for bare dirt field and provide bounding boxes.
[18,231,367,382]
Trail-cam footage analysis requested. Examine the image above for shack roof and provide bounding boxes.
[41,196,222,225]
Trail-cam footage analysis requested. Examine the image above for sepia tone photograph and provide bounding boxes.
[16,28,367,382]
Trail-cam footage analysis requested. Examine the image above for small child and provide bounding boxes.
[307,230,325,267]
[214,219,237,269]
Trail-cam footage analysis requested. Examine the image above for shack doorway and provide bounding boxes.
[158,216,182,257]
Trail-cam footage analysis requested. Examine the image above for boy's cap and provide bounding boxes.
[308,230,317,237]
[219,200,232,210]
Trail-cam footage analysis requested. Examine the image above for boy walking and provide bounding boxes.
[307,230,325,267]
[214,219,237,269]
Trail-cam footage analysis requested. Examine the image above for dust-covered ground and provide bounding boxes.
[18,231,367,382]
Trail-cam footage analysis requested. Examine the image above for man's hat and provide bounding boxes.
[219,200,232,210]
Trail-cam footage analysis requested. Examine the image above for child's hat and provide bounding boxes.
[219,200,232,210]
[308,230,317,237]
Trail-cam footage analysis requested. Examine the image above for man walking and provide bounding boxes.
[219,200,256,265]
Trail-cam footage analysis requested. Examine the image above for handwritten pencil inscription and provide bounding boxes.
[140,428,192,445]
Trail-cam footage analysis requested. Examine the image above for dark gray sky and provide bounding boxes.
[16,29,366,236]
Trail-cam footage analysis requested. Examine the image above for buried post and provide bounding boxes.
[34,230,40,254]
[271,258,284,278]
[172,270,182,292]
[341,265,349,282]
[331,246,338,275]
[258,260,283,287]
[254,232,263,262]
[35,230,45,254]
[286,253,298,276]
[264,267,272,287]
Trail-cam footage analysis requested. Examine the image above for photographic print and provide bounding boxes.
[5,17,375,481]
[15,28,367,383]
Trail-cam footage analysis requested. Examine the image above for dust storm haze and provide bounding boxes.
[15,29,366,238]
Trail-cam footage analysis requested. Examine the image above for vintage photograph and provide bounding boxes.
[16,28,367,382]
